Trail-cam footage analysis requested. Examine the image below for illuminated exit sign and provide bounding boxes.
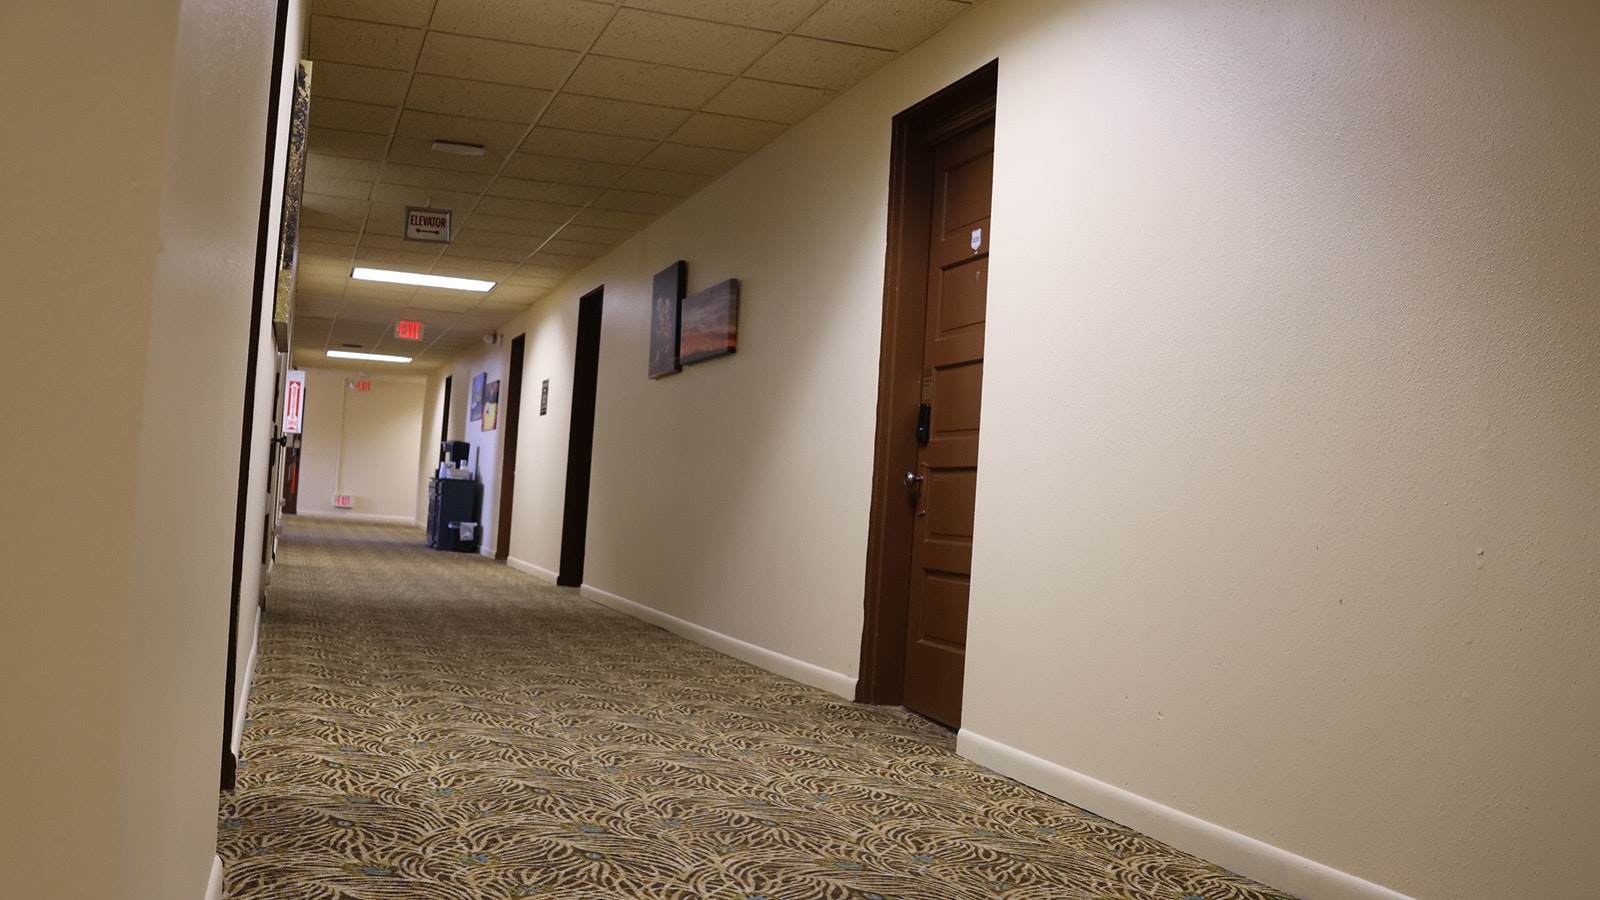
[396,319,424,340]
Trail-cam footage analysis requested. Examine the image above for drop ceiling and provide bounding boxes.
[291,0,985,372]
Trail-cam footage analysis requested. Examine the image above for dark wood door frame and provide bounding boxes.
[858,60,998,706]
[558,288,604,586]
[495,334,527,560]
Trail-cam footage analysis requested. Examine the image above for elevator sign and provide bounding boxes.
[404,206,451,243]
[282,369,306,434]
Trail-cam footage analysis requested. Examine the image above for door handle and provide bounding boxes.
[904,471,923,489]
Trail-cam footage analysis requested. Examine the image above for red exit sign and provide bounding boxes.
[396,319,424,340]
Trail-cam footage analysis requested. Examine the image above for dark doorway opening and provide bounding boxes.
[440,374,452,445]
[495,334,527,560]
[558,288,603,587]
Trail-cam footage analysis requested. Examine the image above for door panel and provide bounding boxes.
[901,120,994,728]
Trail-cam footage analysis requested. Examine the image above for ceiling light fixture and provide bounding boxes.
[432,139,485,157]
[351,267,495,292]
[326,350,413,364]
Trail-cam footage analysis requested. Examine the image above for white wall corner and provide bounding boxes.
[506,556,559,584]
[579,585,857,700]
[956,730,1416,900]
[204,855,223,900]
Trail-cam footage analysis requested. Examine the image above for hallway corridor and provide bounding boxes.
[218,520,1293,900]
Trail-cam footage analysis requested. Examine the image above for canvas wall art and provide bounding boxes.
[482,380,500,431]
[469,372,485,421]
[679,279,739,366]
[648,260,687,378]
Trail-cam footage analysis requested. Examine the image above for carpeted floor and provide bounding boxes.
[218,519,1295,900]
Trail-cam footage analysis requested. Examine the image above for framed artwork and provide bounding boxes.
[679,279,740,366]
[482,380,500,431]
[648,260,687,378]
[469,372,486,421]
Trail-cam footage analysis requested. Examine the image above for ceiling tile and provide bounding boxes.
[520,127,657,166]
[300,227,362,247]
[638,142,748,175]
[704,78,835,123]
[449,228,544,253]
[548,223,631,246]
[416,32,578,89]
[306,153,383,182]
[669,112,787,152]
[539,94,693,141]
[591,189,681,215]
[538,238,610,259]
[441,243,533,263]
[513,263,581,281]
[430,0,614,51]
[429,258,520,280]
[457,213,562,239]
[314,0,437,28]
[355,246,446,268]
[503,274,563,289]
[590,9,779,76]
[796,0,970,52]
[570,207,656,231]
[381,163,495,194]
[564,56,732,109]
[405,74,552,123]
[363,202,411,236]
[302,175,375,201]
[309,97,399,135]
[620,0,818,31]
[501,152,629,187]
[475,195,583,223]
[309,62,413,107]
[298,241,357,263]
[302,193,372,225]
[368,184,481,211]
[487,177,605,206]
[611,167,713,196]
[308,16,425,71]
[744,35,895,90]
[525,250,597,269]
[359,234,444,254]
[307,128,389,160]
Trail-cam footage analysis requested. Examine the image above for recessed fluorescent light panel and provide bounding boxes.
[351,267,495,292]
[326,350,413,364]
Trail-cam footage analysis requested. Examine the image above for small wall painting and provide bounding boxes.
[648,260,687,378]
[679,279,739,366]
[469,372,485,421]
[482,380,500,431]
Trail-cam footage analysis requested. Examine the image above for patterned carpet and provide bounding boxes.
[218,519,1295,900]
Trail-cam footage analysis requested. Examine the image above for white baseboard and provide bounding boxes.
[506,556,559,584]
[956,730,1413,900]
[579,584,857,700]
[230,616,260,756]
[289,511,418,525]
[204,855,223,900]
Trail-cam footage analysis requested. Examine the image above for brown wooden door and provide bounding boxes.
[901,121,994,728]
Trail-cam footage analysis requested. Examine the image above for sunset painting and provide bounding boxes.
[678,279,739,366]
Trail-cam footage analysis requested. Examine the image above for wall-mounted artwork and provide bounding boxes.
[482,380,500,431]
[648,260,687,378]
[271,59,313,348]
[679,279,740,366]
[469,372,486,421]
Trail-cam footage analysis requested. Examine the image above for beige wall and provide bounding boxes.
[0,1,280,898]
[297,369,427,522]
[476,0,1599,897]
